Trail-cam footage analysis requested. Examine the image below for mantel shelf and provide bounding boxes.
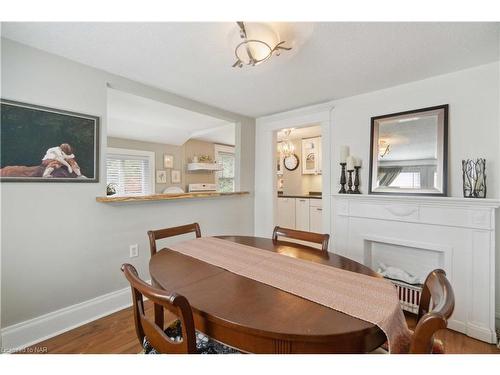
[96,191,250,203]
[332,193,500,209]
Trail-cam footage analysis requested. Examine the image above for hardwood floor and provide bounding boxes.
[18,302,500,354]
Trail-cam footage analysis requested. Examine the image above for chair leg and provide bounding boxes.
[154,303,164,329]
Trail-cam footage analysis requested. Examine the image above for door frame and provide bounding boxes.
[254,101,334,248]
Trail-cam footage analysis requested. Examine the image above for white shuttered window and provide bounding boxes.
[106,148,155,196]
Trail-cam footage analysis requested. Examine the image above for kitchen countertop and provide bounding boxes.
[277,194,322,199]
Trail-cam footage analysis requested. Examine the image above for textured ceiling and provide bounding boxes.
[2,22,499,117]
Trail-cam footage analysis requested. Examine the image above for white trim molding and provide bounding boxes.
[255,103,333,241]
[0,281,149,352]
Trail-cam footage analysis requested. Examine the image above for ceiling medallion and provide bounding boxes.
[232,22,292,68]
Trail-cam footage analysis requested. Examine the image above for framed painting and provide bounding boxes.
[0,99,100,182]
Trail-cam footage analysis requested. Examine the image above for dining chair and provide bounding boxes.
[121,263,239,354]
[148,222,201,256]
[272,226,330,252]
[373,268,455,354]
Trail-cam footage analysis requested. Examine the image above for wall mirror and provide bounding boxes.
[369,104,448,196]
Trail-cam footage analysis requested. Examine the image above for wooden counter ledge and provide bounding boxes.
[96,191,250,203]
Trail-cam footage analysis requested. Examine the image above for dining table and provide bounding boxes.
[149,235,388,353]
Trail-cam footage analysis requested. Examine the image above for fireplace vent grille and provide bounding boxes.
[388,279,423,314]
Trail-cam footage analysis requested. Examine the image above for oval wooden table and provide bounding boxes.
[149,235,387,353]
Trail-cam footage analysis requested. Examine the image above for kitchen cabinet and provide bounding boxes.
[277,197,323,233]
[309,199,323,233]
[301,137,322,175]
[277,197,295,228]
[295,198,310,231]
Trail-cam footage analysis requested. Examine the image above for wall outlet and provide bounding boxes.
[129,244,139,258]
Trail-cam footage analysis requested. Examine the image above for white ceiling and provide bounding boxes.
[2,22,499,117]
[107,88,235,145]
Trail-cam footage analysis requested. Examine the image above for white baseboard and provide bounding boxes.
[1,282,149,352]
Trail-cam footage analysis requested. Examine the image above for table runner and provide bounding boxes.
[168,237,412,353]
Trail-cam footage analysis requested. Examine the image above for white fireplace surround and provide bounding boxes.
[332,193,499,344]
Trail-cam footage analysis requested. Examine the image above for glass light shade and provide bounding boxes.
[279,140,295,157]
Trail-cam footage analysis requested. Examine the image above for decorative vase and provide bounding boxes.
[462,159,486,198]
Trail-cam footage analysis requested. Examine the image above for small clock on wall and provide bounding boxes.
[284,154,299,171]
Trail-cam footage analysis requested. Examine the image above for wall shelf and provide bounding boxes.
[96,191,249,203]
[186,162,222,172]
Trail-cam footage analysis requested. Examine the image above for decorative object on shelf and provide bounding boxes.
[339,163,347,194]
[232,22,291,68]
[156,170,167,184]
[163,154,174,169]
[346,169,354,194]
[369,104,448,196]
[0,99,100,182]
[197,155,212,163]
[192,155,199,163]
[106,183,117,196]
[353,166,361,194]
[462,158,486,198]
[338,145,350,194]
[283,154,299,171]
[171,169,181,184]
[278,129,295,157]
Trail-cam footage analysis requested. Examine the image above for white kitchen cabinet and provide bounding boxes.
[277,197,295,228]
[301,137,322,175]
[295,198,310,231]
[309,200,323,233]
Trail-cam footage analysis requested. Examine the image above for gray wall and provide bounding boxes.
[0,38,255,327]
[107,137,185,193]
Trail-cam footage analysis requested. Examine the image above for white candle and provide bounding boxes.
[339,146,349,163]
[354,157,362,168]
[346,155,355,171]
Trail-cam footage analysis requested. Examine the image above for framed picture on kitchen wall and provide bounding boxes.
[0,99,100,182]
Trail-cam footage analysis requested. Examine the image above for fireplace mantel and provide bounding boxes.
[332,193,500,209]
[332,193,499,344]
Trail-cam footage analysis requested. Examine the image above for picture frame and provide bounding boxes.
[156,170,167,184]
[0,99,100,182]
[171,169,181,184]
[368,104,448,196]
[163,154,174,169]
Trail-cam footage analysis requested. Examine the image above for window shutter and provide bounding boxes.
[106,153,152,196]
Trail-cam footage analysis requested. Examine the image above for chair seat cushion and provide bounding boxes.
[143,320,240,354]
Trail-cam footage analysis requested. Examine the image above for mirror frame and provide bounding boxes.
[368,104,448,196]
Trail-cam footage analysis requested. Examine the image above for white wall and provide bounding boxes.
[331,62,499,199]
[0,39,255,334]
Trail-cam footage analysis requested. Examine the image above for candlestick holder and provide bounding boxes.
[338,163,347,193]
[353,166,361,194]
[346,170,354,194]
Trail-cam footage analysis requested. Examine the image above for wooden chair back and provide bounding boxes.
[410,269,455,353]
[121,263,197,354]
[148,223,201,256]
[272,226,330,252]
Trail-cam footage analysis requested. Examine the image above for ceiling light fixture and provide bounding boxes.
[278,129,295,157]
[232,22,292,68]
[379,140,391,158]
